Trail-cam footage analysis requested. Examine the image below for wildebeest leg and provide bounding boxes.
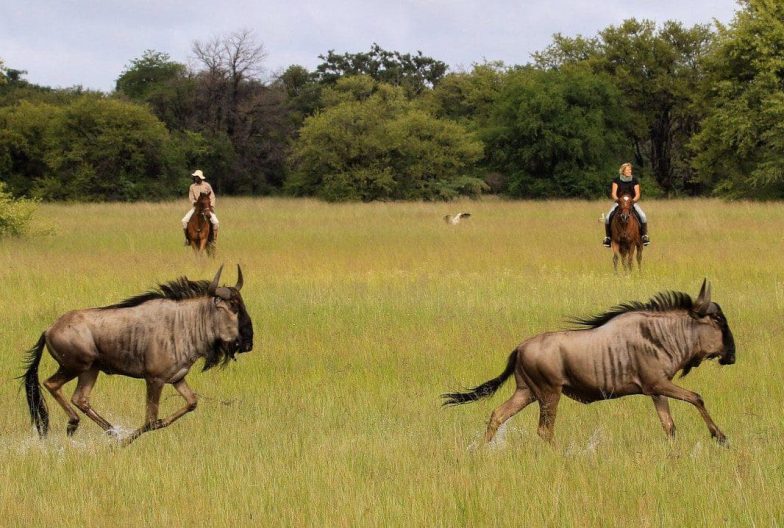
[123,379,198,446]
[536,390,561,443]
[484,387,535,443]
[157,379,198,428]
[43,367,80,436]
[71,368,115,433]
[651,395,675,438]
[654,382,727,446]
[122,378,164,445]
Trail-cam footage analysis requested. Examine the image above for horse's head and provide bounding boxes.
[195,191,212,212]
[617,194,633,223]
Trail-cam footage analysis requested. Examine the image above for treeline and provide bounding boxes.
[1,0,782,202]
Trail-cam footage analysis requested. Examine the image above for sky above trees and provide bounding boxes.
[2,0,739,92]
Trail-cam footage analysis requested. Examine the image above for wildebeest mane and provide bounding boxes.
[100,277,211,310]
[569,291,694,329]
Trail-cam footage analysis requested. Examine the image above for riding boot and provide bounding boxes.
[183,228,189,246]
[641,222,650,246]
[603,221,611,248]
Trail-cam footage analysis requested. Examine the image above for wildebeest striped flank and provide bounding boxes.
[21,265,253,445]
[443,280,735,445]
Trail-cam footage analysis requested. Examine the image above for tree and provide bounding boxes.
[314,43,448,96]
[40,96,177,201]
[425,61,507,129]
[288,76,484,201]
[0,180,37,237]
[482,67,630,198]
[115,50,195,132]
[690,0,784,197]
[535,19,715,195]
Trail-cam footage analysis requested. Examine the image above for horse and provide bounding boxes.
[20,265,253,446]
[610,194,643,272]
[186,190,215,255]
[443,280,735,445]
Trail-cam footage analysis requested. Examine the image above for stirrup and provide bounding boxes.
[642,235,650,246]
[602,237,611,248]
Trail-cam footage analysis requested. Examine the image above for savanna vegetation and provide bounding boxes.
[1,0,783,203]
[1,198,782,526]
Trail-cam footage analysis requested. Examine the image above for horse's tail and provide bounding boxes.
[441,350,518,406]
[19,333,49,437]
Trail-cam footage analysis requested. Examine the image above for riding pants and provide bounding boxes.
[182,208,219,229]
[605,203,647,224]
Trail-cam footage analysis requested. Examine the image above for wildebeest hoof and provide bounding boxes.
[713,434,729,448]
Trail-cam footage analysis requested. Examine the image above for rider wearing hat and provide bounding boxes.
[182,169,219,245]
[602,162,650,247]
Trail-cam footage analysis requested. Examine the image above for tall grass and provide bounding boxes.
[1,198,782,526]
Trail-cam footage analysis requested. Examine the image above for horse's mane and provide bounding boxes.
[569,291,694,329]
[100,277,210,310]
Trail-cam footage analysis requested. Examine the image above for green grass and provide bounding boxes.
[1,198,782,527]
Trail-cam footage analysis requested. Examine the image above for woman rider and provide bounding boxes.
[602,162,650,247]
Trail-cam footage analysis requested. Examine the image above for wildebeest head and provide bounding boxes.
[207,265,254,362]
[691,279,735,366]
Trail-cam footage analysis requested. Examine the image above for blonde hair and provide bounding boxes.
[618,163,632,175]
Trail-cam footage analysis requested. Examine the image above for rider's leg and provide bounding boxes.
[182,208,195,245]
[634,204,650,245]
[603,205,617,247]
[209,212,219,241]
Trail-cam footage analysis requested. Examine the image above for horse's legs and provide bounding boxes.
[484,386,535,443]
[636,244,643,270]
[71,367,115,433]
[653,381,727,446]
[612,246,620,272]
[536,389,562,443]
[651,395,675,438]
[123,378,198,446]
[42,367,80,436]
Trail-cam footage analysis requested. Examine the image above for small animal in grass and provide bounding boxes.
[443,279,735,446]
[444,212,471,224]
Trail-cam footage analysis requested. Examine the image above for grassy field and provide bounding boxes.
[1,197,782,527]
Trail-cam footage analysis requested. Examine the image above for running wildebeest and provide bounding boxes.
[443,280,735,445]
[21,265,253,446]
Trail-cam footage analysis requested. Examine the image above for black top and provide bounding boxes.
[612,176,639,199]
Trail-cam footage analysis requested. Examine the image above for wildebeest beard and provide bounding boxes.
[203,338,239,371]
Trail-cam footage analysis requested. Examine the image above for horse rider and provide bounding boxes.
[182,169,219,245]
[603,162,650,247]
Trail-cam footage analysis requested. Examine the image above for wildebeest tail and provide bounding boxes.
[441,350,517,406]
[19,333,49,437]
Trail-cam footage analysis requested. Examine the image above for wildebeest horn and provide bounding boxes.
[236,265,244,291]
[693,278,711,315]
[209,265,224,296]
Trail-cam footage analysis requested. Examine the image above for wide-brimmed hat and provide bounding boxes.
[191,169,206,180]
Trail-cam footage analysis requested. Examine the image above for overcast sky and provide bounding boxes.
[2,0,740,92]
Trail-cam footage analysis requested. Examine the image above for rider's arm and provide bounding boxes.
[633,184,641,203]
[610,182,619,201]
[189,185,197,205]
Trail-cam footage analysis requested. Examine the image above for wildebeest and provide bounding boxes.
[21,265,253,445]
[610,194,643,272]
[443,280,735,445]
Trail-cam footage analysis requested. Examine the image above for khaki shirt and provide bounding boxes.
[189,182,215,208]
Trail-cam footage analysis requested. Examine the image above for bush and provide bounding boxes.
[0,181,37,236]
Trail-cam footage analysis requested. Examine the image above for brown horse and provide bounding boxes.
[187,191,215,255]
[443,280,735,446]
[610,194,642,272]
